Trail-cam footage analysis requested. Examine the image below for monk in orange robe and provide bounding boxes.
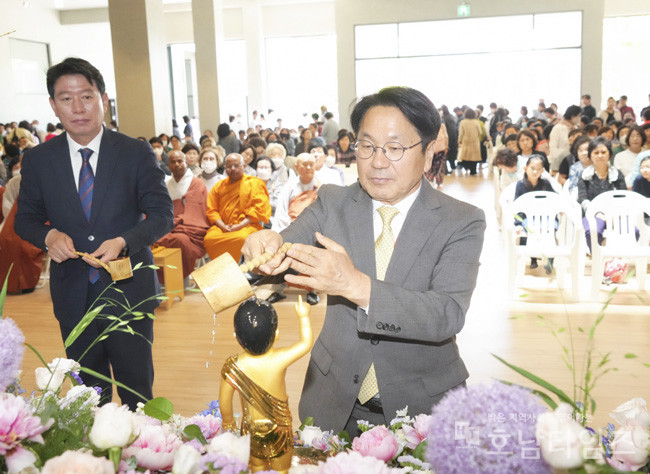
[156,150,210,278]
[204,153,271,261]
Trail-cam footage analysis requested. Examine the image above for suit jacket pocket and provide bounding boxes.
[311,338,333,376]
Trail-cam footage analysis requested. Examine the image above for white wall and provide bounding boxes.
[0,4,114,125]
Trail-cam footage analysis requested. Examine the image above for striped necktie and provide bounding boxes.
[79,148,99,284]
[358,205,399,404]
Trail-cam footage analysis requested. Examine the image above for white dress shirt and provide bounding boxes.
[66,128,103,191]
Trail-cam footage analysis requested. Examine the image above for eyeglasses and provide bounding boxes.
[351,139,423,162]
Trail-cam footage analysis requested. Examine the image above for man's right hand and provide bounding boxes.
[44,229,78,263]
[241,229,291,275]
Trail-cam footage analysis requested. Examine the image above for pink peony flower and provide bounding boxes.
[401,414,431,449]
[351,425,399,462]
[122,424,183,471]
[41,450,114,474]
[610,398,650,429]
[317,450,397,473]
[0,393,53,472]
[183,414,222,441]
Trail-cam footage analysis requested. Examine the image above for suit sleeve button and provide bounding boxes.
[353,375,359,384]
[376,322,383,330]
[88,235,95,241]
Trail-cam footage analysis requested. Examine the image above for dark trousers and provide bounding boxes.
[59,281,154,410]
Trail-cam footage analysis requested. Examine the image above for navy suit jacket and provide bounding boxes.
[15,128,174,326]
[282,178,486,431]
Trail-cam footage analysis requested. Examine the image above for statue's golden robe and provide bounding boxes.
[221,355,293,460]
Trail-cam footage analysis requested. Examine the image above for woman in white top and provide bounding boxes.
[613,125,645,188]
[198,146,225,191]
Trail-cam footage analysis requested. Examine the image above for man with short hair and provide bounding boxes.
[581,94,596,121]
[618,95,636,122]
[156,150,210,279]
[549,105,582,173]
[203,153,271,262]
[321,112,340,146]
[183,115,194,142]
[15,57,173,409]
[242,87,485,434]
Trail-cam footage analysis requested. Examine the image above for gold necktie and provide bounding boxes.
[358,206,399,404]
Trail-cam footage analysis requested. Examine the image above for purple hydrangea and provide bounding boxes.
[200,453,248,474]
[427,382,551,473]
[0,318,25,392]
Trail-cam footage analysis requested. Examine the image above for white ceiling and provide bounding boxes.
[35,0,329,11]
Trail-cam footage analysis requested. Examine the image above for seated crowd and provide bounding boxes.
[2,93,650,295]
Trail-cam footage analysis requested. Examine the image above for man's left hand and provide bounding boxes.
[284,232,371,307]
[86,237,127,267]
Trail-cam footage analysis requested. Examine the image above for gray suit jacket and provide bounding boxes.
[281,177,486,431]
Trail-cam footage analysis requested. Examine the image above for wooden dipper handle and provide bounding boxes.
[239,242,292,273]
[74,251,111,273]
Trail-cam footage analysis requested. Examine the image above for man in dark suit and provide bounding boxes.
[242,87,486,434]
[15,57,173,409]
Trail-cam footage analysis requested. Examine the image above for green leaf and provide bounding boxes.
[143,397,175,421]
[65,304,106,348]
[336,430,351,445]
[298,417,315,431]
[0,264,11,318]
[133,262,143,271]
[624,353,638,359]
[492,353,578,410]
[496,379,559,410]
[183,424,207,445]
[411,440,428,461]
[79,367,147,402]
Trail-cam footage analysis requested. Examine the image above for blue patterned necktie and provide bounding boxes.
[79,148,99,284]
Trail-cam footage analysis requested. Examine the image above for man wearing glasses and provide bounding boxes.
[242,86,486,434]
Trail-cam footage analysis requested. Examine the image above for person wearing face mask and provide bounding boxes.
[279,128,295,156]
[325,146,345,185]
[265,143,294,186]
[149,137,171,176]
[155,150,210,280]
[256,156,282,219]
[548,105,582,175]
[311,144,343,186]
[199,146,226,191]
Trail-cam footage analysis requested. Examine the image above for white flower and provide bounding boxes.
[49,358,81,374]
[610,398,650,428]
[207,432,250,465]
[34,358,81,392]
[608,424,650,471]
[536,404,599,469]
[61,385,100,409]
[35,367,67,392]
[89,403,137,450]
[300,426,324,447]
[172,443,202,474]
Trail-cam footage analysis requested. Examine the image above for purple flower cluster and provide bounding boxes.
[200,453,248,474]
[426,382,551,474]
[0,318,25,392]
[199,400,221,417]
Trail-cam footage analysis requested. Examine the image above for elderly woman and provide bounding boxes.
[199,146,225,191]
[578,137,626,250]
[457,108,483,175]
[182,143,201,177]
[266,142,293,186]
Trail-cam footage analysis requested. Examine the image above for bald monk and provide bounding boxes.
[204,154,271,261]
[220,296,312,473]
[156,150,210,279]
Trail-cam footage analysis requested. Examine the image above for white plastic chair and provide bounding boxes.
[505,191,585,299]
[585,191,650,300]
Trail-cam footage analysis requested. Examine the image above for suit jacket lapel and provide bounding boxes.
[387,179,441,285]
[50,134,89,227]
[90,128,119,228]
[347,184,376,278]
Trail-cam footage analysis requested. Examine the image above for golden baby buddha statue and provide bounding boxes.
[219,296,313,473]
